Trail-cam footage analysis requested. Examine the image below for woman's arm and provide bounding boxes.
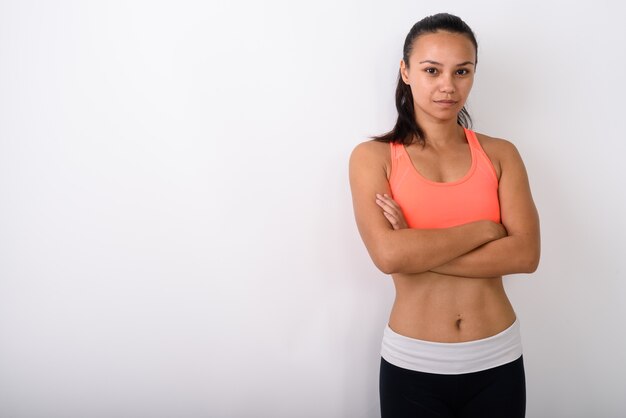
[430,140,540,277]
[349,141,506,275]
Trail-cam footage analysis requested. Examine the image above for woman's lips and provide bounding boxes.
[434,100,458,107]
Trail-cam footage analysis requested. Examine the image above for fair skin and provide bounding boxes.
[349,31,540,342]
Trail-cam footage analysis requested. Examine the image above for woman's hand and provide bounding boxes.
[375,193,408,230]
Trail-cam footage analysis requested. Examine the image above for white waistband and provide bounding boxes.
[381,319,522,375]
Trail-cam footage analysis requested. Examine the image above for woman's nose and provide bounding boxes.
[439,75,455,93]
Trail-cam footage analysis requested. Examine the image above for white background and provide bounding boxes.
[1,1,625,417]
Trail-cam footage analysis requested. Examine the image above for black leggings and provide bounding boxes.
[379,356,526,418]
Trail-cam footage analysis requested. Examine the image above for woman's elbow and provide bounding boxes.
[520,247,540,273]
[369,244,410,275]
[371,248,429,275]
[371,249,397,275]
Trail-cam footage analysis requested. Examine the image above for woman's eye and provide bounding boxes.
[456,69,469,75]
[425,68,437,75]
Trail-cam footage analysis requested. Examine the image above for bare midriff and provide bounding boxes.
[388,271,516,343]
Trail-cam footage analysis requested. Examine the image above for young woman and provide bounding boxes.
[349,13,540,418]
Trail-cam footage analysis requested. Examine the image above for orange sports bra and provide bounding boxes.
[388,128,500,229]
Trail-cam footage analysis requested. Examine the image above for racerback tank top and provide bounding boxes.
[389,128,500,229]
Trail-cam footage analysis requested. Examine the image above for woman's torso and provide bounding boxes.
[385,128,516,343]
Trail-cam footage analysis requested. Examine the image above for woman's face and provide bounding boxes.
[400,31,476,124]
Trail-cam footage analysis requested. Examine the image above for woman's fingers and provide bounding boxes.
[375,193,399,215]
[381,193,401,210]
[382,211,401,230]
[376,194,403,230]
[376,193,408,230]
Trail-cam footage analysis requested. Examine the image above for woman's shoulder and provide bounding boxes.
[350,139,392,164]
[474,131,518,154]
[474,131,524,163]
[473,131,524,179]
[349,139,392,177]
[351,138,392,154]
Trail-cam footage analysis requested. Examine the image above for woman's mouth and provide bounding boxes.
[434,100,458,107]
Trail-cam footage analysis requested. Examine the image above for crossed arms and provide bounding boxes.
[349,139,540,278]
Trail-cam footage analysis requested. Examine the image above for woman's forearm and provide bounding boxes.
[429,233,540,278]
[371,220,506,275]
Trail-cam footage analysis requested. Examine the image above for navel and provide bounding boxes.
[455,314,463,329]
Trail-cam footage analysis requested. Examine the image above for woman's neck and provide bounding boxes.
[417,119,465,149]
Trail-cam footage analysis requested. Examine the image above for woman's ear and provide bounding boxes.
[400,60,410,85]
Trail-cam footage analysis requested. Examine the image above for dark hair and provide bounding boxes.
[374,13,478,145]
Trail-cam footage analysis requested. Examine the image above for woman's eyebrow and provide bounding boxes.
[418,60,475,66]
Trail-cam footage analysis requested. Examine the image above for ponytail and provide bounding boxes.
[373,72,425,145]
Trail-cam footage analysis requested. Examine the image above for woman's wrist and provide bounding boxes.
[476,220,506,242]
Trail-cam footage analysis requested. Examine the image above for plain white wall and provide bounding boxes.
[1,1,625,417]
